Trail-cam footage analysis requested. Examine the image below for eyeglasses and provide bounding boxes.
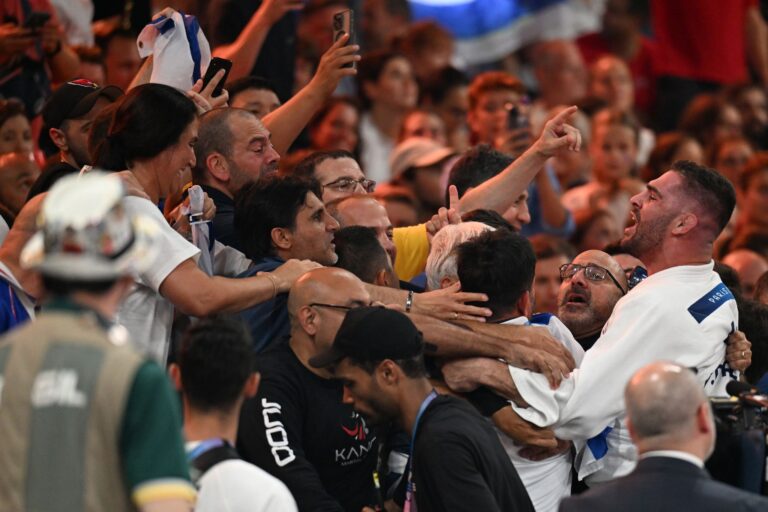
[322,177,376,194]
[559,263,626,295]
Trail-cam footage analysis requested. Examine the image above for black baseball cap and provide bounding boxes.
[42,79,123,130]
[309,306,424,369]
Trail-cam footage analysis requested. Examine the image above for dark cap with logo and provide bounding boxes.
[309,306,424,368]
[42,79,123,130]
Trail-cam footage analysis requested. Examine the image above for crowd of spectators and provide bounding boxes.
[1,0,768,511]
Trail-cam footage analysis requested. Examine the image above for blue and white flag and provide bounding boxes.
[409,0,604,66]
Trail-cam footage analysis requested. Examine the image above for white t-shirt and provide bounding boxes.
[359,112,394,184]
[116,196,200,363]
[497,315,584,512]
[187,445,298,512]
[509,261,738,483]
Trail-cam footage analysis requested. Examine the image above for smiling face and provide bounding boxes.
[156,119,198,199]
[557,250,625,339]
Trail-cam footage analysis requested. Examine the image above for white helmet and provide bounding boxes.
[21,172,159,280]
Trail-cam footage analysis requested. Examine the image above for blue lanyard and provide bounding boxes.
[186,438,227,463]
[404,390,438,510]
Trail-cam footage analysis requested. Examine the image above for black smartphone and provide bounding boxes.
[202,57,232,98]
[24,11,51,31]
[507,104,529,131]
[332,9,354,68]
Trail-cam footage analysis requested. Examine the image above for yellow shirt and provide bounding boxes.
[393,223,430,281]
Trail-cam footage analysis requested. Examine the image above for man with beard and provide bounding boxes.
[193,108,280,251]
[557,250,628,351]
[309,306,535,512]
[40,79,122,176]
[502,160,742,484]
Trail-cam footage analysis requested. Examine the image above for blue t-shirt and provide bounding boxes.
[0,279,32,335]
[237,257,289,352]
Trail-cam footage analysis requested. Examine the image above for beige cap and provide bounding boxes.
[389,137,456,180]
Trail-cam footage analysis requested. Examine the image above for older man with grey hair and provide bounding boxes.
[560,362,768,511]
[424,221,494,290]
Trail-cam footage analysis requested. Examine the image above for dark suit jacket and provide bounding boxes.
[560,456,768,512]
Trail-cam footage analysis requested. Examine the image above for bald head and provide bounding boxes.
[287,267,370,319]
[532,40,587,106]
[722,249,768,298]
[625,362,711,454]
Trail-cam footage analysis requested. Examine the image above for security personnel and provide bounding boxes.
[0,172,196,512]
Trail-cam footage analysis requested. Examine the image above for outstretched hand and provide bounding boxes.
[309,33,360,97]
[188,69,229,114]
[533,106,582,158]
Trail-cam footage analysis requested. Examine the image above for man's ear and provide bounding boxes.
[205,152,230,182]
[49,127,68,152]
[243,372,260,398]
[271,227,293,251]
[168,363,183,391]
[671,213,698,236]
[298,305,318,336]
[378,359,398,386]
[374,268,391,288]
[516,289,532,318]
[440,276,457,289]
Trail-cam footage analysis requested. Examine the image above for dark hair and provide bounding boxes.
[177,316,255,412]
[380,0,411,18]
[713,261,742,296]
[461,209,514,231]
[678,93,737,145]
[571,209,616,250]
[357,51,407,110]
[193,108,255,183]
[234,174,322,260]
[349,353,426,378]
[593,108,640,146]
[641,131,699,182]
[227,76,278,101]
[91,84,197,170]
[529,234,576,261]
[42,275,117,295]
[421,67,469,106]
[455,230,535,320]
[672,160,736,235]
[398,20,453,58]
[73,45,104,65]
[333,226,390,284]
[448,144,513,201]
[291,149,356,180]
[96,28,139,54]
[308,97,360,146]
[737,298,768,384]
[0,98,27,130]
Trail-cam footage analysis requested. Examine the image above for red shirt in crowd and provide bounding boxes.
[650,0,757,84]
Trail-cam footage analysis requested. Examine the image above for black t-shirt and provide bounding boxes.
[237,337,378,512]
[412,395,535,512]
